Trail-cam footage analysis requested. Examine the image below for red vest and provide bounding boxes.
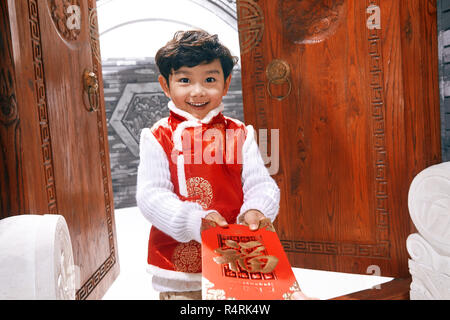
[147,110,247,274]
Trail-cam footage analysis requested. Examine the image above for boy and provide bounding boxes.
[136,30,281,300]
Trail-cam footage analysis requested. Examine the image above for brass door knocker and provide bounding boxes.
[83,69,99,112]
[266,59,292,101]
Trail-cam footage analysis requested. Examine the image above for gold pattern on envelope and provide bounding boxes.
[282,281,302,300]
[213,239,279,274]
[202,277,236,300]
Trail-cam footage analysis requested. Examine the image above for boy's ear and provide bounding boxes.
[158,75,171,98]
[223,74,232,96]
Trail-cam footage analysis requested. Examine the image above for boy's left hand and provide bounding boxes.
[240,209,267,231]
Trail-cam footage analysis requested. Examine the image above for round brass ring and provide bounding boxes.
[83,69,99,112]
[267,77,292,101]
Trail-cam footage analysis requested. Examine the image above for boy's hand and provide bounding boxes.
[205,211,228,228]
[240,209,267,231]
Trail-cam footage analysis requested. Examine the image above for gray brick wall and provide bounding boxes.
[439,0,450,161]
[102,57,244,209]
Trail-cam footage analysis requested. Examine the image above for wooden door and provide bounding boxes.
[237,0,441,277]
[1,0,119,299]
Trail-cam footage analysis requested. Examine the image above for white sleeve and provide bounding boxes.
[237,125,280,223]
[135,128,216,243]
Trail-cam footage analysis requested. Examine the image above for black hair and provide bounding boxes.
[155,30,238,84]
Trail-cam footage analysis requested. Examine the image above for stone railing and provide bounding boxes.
[407,161,450,299]
[0,215,76,299]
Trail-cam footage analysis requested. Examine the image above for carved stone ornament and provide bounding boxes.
[407,161,450,299]
[0,215,76,299]
[278,0,346,44]
[110,83,169,157]
[48,0,81,41]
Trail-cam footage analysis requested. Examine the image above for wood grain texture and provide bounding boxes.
[2,0,52,216]
[1,0,119,299]
[332,277,412,300]
[237,0,441,278]
[0,0,23,219]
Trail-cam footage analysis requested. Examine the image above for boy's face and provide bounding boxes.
[158,59,231,120]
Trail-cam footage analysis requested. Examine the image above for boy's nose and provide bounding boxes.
[191,83,206,96]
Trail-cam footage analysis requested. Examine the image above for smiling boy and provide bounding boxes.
[136,30,280,299]
[161,59,229,120]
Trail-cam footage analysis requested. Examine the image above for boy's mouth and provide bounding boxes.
[187,101,209,108]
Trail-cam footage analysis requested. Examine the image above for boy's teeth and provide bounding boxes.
[189,102,207,106]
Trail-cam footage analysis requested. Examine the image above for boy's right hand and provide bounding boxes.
[204,211,228,228]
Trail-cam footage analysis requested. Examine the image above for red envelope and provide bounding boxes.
[201,221,301,300]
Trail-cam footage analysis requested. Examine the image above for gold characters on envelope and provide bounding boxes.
[213,239,279,273]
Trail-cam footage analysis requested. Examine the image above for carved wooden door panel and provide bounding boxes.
[1,0,119,299]
[237,0,441,277]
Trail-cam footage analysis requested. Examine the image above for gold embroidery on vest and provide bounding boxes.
[186,177,213,209]
[172,241,202,273]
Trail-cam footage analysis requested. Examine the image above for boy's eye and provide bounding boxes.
[206,77,216,83]
[179,78,190,83]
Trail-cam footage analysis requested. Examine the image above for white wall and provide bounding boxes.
[97,0,241,60]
